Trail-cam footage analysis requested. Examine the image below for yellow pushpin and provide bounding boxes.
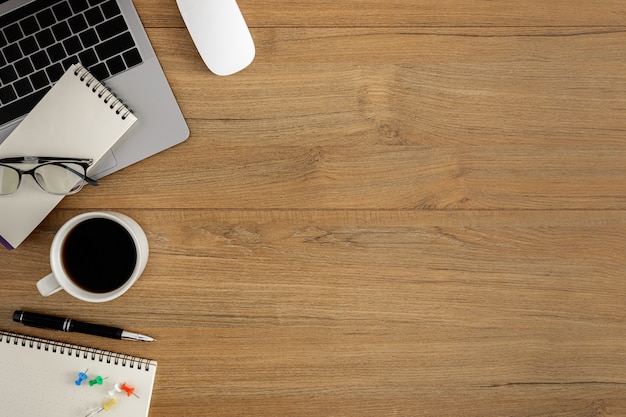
[102,397,117,411]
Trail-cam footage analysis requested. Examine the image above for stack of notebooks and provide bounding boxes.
[0,63,137,250]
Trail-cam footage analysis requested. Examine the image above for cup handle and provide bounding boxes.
[37,273,63,297]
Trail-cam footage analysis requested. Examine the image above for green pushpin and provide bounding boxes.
[89,375,107,386]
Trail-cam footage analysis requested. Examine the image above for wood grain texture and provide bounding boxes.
[1,1,626,416]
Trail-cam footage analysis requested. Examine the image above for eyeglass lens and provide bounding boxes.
[0,166,20,195]
[0,163,86,195]
[35,163,86,194]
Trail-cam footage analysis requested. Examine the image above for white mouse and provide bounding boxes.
[176,0,255,76]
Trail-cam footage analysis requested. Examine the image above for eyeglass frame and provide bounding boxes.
[0,156,100,195]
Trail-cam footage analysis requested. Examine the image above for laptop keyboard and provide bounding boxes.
[0,0,143,126]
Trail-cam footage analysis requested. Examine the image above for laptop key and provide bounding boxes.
[89,62,109,80]
[68,14,88,33]
[70,0,90,14]
[96,15,127,41]
[0,65,18,84]
[31,50,51,68]
[19,16,40,36]
[52,2,73,21]
[51,21,71,41]
[47,43,66,62]
[14,57,34,77]
[35,29,55,48]
[45,63,64,82]
[62,56,78,70]
[85,7,105,26]
[19,36,39,55]
[3,44,23,62]
[123,48,142,68]
[95,32,135,61]
[63,36,82,55]
[31,70,50,90]
[80,28,99,48]
[0,85,17,105]
[4,23,23,43]
[14,78,34,96]
[35,9,56,28]
[102,0,122,18]
[106,55,125,75]
[79,48,98,67]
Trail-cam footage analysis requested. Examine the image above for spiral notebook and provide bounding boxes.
[0,63,137,250]
[0,330,157,417]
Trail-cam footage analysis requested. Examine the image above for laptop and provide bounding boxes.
[0,0,189,178]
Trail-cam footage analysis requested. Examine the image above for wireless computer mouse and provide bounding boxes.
[176,0,255,76]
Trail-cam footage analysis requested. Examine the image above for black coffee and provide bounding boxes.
[62,218,137,293]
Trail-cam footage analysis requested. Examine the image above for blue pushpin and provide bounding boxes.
[75,369,88,386]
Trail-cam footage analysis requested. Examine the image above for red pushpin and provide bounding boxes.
[120,383,140,398]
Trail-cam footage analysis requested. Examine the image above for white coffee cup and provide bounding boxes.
[37,211,149,302]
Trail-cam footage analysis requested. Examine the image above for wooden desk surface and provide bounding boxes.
[2,1,626,415]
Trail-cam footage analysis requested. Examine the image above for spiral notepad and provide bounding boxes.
[0,63,137,250]
[0,330,156,417]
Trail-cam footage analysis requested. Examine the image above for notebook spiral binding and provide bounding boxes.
[0,330,153,371]
[72,64,133,121]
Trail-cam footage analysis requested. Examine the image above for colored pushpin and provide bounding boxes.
[75,369,89,386]
[102,397,117,411]
[120,383,139,398]
[108,383,122,396]
[89,376,108,386]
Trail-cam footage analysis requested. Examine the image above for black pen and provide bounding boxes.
[13,310,155,342]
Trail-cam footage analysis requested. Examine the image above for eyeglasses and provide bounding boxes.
[0,157,100,196]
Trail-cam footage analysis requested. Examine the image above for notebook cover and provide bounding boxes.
[0,64,137,249]
[0,330,157,417]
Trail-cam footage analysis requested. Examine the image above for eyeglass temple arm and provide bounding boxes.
[60,164,100,186]
[0,156,94,164]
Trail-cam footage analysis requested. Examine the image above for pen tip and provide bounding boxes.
[121,331,155,342]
